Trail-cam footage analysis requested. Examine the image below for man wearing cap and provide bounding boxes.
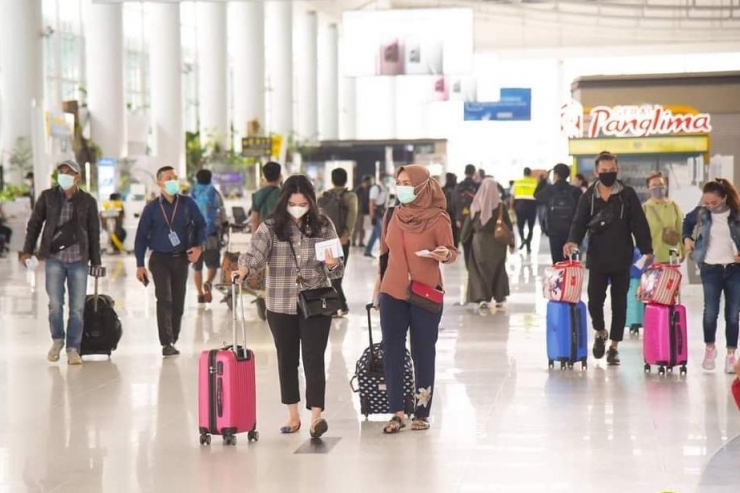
[20,160,102,365]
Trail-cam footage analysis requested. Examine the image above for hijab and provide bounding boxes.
[470,178,502,226]
[394,164,449,233]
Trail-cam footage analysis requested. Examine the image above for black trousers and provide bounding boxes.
[462,236,474,270]
[0,225,11,251]
[148,252,190,346]
[331,243,351,312]
[548,235,568,264]
[266,310,332,410]
[514,200,538,249]
[587,268,630,342]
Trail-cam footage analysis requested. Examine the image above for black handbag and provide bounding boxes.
[50,210,79,253]
[288,241,342,319]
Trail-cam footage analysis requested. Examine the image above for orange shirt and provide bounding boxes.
[379,212,457,301]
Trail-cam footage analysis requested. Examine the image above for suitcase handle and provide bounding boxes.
[365,303,378,362]
[230,278,248,358]
[88,266,107,312]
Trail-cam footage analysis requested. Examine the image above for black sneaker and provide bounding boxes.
[606,347,621,366]
[162,345,180,357]
[593,332,607,359]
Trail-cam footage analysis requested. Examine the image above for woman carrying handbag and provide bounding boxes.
[461,178,515,310]
[236,175,343,438]
[372,165,457,434]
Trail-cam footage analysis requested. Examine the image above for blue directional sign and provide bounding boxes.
[463,88,532,121]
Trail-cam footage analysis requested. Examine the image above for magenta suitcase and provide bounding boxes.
[642,303,688,376]
[198,283,258,445]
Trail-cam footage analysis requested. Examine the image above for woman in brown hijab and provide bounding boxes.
[371,164,457,434]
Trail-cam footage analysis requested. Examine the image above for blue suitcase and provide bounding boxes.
[626,278,644,335]
[546,301,588,370]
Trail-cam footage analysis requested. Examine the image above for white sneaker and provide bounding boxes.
[725,353,737,374]
[47,340,64,362]
[702,346,717,371]
[67,349,82,365]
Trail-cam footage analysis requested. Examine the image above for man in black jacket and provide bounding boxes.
[535,163,582,264]
[20,160,102,365]
[564,151,653,366]
[453,164,480,268]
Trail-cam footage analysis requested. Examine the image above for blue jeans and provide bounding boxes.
[700,263,740,348]
[364,219,382,256]
[45,258,88,350]
[379,293,442,418]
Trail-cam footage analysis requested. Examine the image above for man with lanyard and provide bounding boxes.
[453,164,481,268]
[364,177,388,258]
[251,161,282,232]
[135,166,206,357]
[510,167,539,255]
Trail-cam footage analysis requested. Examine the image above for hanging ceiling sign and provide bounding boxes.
[560,101,712,139]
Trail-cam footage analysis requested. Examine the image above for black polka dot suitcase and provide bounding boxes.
[351,304,415,417]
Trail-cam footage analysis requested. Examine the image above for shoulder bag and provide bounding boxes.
[287,239,342,319]
[646,202,681,246]
[493,204,515,246]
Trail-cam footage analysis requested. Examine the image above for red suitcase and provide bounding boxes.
[198,282,258,445]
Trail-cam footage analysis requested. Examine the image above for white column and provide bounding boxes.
[318,23,338,140]
[0,0,43,158]
[231,1,265,148]
[266,1,293,137]
[297,11,318,142]
[84,1,125,159]
[197,1,228,147]
[340,78,356,140]
[147,3,183,174]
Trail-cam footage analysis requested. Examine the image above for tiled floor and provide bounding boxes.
[0,239,738,493]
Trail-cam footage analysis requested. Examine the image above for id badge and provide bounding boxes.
[168,231,181,247]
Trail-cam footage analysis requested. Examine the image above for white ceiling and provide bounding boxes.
[310,0,740,51]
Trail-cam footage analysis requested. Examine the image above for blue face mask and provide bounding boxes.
[164,180,180,196]
[57,174,75,191]
[396,185,416,204]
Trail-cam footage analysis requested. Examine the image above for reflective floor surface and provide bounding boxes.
[0,238,738,493]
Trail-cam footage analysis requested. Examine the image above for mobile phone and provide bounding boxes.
[142,275,149,287]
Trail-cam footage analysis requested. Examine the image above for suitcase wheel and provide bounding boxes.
[644,363,651,374]
[223,434,237,446]
[581,360,587,371]
[548,360,554,370]
[248,430,260,442]
[560,361,567,371]
[658,366,666,377]
[199,433,211,446]
[680,365,687,376]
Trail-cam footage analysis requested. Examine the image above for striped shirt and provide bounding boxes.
[239,218,344,315]
[52,190,83,264]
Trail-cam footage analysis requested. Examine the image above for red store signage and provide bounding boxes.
[561,102,712,139]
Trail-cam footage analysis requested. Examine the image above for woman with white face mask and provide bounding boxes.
[683,178,740,373]
[642,171,685,263]
[236,175,343,439]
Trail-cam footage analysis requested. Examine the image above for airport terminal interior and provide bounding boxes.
[1,0,740,492]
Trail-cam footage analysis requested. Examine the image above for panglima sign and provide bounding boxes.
[560,101,712,139]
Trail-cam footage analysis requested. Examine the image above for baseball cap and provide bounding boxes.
[57,159,81,174]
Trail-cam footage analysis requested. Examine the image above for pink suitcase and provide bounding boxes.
[198,282,258,445]
[643,303,688,376]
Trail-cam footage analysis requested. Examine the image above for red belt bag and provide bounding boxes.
[407,280,444,313]
[399,228,444,313]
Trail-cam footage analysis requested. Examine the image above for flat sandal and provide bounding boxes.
[411,417,430,431]
[383,416,405,434]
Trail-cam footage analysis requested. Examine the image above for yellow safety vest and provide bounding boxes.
[513,177,538,200]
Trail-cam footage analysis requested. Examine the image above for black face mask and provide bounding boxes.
[599,172,618,187]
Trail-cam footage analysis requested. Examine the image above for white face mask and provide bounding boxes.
[287,205,309,219]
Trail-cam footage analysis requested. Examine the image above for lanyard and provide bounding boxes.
[159,196,180,232]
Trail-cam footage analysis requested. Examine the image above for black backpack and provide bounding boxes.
[547,186,578,237]
[319,189,348,236]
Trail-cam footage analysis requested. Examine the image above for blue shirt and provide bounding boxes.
[134,194,207,267]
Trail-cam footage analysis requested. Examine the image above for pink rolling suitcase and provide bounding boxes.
[642,250,687,376]
[198,282,258,445]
